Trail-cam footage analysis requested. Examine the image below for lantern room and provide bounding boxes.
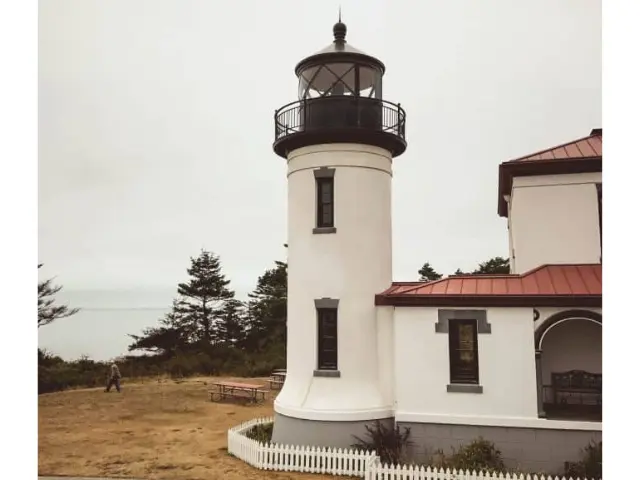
[273,19,407,159]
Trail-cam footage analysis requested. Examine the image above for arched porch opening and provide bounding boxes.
[535,310,602,421]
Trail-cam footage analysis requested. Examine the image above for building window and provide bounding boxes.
[448,319,479,385]
[313,168,336,233]
[317,308,338,370]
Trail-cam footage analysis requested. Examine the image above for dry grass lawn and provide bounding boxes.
[39,376,343,480]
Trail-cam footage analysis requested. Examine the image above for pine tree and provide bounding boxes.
[244,261,287,353]
[38,264,79,327]
[473,256,510,274]
[176,250,235,346]
[128,299,191,355]
[217,298,246,347]
[452,256,510,276]
[418,262,443,282]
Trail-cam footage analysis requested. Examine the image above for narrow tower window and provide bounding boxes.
[313,168,336,234]
[314,298,339,373]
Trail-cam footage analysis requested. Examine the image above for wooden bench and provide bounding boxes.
[209,381,268,404]
[551,370,602,405]
[269,371,286,390]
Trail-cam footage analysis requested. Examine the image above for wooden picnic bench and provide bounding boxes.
[269,370,286,390]
[209,381,268,404]
[550,370,602,405]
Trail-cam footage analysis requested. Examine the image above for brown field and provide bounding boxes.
[38,376,342,480]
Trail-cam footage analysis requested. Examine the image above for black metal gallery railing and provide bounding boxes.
[274,97,406,143]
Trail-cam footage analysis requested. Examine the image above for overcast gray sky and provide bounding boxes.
[39,0,601,308]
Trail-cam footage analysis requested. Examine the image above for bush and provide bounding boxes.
[431,437,505,473]
[37,344,287,394]
[351,420,413,465]
[564,440,602,479]
[245,422,273,444]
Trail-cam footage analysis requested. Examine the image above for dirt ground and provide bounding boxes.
[38,376,342,480]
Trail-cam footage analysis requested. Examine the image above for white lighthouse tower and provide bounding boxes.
[271,17,407,447]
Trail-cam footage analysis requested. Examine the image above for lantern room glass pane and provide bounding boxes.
[299,66,323,99]
[299,63,357,99]
[298,63,383,99]
[358,66,382,99]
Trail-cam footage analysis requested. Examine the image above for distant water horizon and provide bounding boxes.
[38,286,253,361]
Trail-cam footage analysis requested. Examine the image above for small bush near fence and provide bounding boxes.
[430,437,506,474]
[351,420,413,466]
[245,422,273,444]
[564,440,602,479]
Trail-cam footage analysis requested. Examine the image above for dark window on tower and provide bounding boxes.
[316,177,334,228]
[596,183,602,257]
[448,319,479,385]
[317,308,338,370]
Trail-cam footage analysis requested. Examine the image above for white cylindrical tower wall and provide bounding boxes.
[274,143,394,422]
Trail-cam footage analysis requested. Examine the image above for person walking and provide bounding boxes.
[105,362,122,393]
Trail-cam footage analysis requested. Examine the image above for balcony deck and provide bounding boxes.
[273,96,407,158]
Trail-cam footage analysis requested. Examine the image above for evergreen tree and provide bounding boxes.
[128,250,236,354]
[452,256,510,276]
[473,256,510,274]
[176,250,235,346]
[217,298,246,347]
[128,299,191,355]
[38,263,79,327]
[243,261,287,353]
[418,262,443,282]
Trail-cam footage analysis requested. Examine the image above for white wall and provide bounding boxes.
[393,307,539,419]
[540,319,601,385]
[275,143,394,421]
[377,306,395,407]
[509,172,601,273]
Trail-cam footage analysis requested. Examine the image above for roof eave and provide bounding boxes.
[497,156,602,218]
[375,294,602,308]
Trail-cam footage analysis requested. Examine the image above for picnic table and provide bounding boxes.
[209,381,268,404]
[269,370,286,390]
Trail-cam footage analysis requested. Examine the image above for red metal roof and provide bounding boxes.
[507,129,602,163]
[376,264,602,308]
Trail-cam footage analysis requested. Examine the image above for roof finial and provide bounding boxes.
[333,8,346,43]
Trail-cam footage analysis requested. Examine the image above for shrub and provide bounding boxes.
[351,420,413,465]
[431,437,505,473]
[37,345,287,394]
[245,422,273,444]
[564,440,602,479]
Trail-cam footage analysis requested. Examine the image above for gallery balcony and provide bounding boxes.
[273,96,407,159]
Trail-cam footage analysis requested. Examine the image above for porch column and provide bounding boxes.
[535,349,546,418]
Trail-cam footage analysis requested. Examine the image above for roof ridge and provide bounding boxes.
[397,277,448,295]
[507,131,602,163]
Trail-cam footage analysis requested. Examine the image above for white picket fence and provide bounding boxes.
[227,416,377,476]
[228,417,599,480]
[364,459,598,480]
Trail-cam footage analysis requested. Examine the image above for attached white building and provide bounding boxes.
[270,19,602,474]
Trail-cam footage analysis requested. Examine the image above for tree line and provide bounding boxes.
[38,252,509,393]
[417,256,510,282]
[126,250,287,368]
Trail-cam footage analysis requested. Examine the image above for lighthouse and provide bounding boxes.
[271,17,407,447]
